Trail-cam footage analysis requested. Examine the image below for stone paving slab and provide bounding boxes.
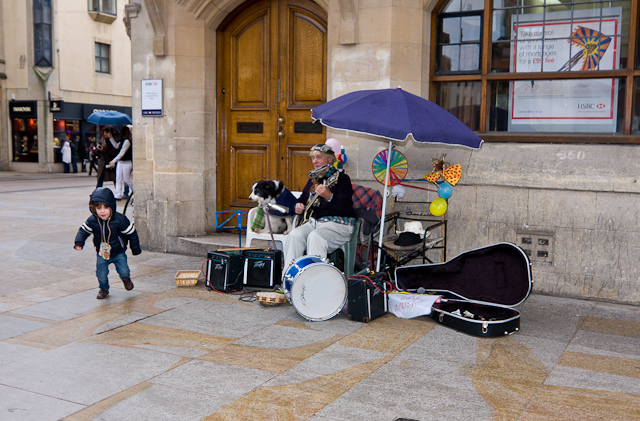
[1,172,640,421]
[140,299,298,338]
[0,313,52,341]
[11,289,143,322]
[1,342,184,406]
[93,384,224,421]
[0,341,47,366]
[0,384,85,421]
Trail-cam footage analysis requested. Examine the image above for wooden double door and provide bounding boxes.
[216,0,328,212]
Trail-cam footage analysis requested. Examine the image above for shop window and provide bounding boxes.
[432,0,639,142]
[33,0,52,67]
[12,118,39,163]
[88,0,116,24]
[53,119,81,163]
[95,42,110,73]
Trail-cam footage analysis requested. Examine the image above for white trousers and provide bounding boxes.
[114,161,133,199]
[283,218,354,270]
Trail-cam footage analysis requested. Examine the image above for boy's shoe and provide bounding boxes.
[122,278,134,291]
[97,289,109,299]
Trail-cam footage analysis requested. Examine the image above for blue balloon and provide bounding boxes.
[438,181,453,199]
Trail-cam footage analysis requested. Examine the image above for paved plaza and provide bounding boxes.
[0,172,639,420]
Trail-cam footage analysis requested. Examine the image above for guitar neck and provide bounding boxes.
[297,170,339,227]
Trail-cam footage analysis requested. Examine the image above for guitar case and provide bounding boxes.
[394,242,532,337]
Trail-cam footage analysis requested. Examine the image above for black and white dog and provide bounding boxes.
[249,180,297,234]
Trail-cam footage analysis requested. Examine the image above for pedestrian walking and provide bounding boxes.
[87,142,99,176]
[95,126,119,188]
[110,125,134,200]
[70,136,79,173]
[74,187,141,299]
[61,134,72,173]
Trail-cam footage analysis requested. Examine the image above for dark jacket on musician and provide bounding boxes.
[297,169,355,220]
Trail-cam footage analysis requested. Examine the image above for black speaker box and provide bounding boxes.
[243,250,282,288]
[206,251,244,292]
[345,272,388,322]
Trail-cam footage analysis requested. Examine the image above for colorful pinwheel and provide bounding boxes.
[372,149,408,185]
[558,26,611,72]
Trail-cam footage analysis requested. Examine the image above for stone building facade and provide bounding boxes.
[125,0,640,305]
[1,1,132,173]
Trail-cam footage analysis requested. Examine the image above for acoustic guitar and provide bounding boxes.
[296,166,340,227]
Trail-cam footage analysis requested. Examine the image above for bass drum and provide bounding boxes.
[283,256,347,321]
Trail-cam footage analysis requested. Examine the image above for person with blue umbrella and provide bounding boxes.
[95,126,119,188]
[108,126,134,200]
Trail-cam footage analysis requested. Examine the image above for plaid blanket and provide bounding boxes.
[352,184,383,217]
[351,184,383,236]
[251,207,266,231]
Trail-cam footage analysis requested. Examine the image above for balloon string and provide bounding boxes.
[398,182,437,193]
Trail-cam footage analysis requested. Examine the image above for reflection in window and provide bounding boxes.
[489,78,626,133]
[633,79,640,133]
[432,0,638,139]
[88,0,116,15]
[491,0,629,73]
[445,0,484,13]
[33,0,52,67]
[434,81,482,131]
[437,13,482,73]
[95,42,110,73]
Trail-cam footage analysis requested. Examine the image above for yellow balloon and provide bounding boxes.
[430,198,447,216]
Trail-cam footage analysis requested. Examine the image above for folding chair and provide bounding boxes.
[244,191,302,250]
[328,184,383,277]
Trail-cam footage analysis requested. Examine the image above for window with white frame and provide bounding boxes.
[88,0,116,14]
[88,0,116,23]
[95,42,110,73]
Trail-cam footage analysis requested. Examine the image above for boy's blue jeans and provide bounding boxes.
[96,252,130,291]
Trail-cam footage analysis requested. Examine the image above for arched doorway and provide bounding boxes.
[216,0,328,213]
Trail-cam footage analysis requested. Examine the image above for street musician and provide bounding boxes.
[283,144,355,270]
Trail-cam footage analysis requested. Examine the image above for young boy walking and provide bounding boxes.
[74,187,142,299]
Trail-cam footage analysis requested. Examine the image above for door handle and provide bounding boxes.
[278,117,285,124]
[278,131,285,138]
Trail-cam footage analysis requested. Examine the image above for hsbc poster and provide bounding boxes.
[509,8,621,132]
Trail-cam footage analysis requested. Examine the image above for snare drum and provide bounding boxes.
[283,256,347,321]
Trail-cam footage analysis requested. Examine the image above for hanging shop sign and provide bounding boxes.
[9,101,37,118]
[508,8,621,133]
[141,78,163,116]
[50,100,64,113]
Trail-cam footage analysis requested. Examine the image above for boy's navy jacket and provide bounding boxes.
[75,188,141,257]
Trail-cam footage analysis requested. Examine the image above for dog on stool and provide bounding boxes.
[249,180,297,234]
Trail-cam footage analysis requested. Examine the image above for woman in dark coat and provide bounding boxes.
[95,126,120,188]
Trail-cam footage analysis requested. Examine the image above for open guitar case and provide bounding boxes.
[395,242,532,337]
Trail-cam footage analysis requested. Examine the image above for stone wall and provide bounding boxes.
[129,1,216,251]
[127,0,640,304]
[344,138,640,304]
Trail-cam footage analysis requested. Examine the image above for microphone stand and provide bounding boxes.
[262,203,289,250]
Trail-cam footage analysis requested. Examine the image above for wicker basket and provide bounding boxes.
[175,270,200,287]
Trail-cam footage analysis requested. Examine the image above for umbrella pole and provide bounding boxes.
[375,141,393,272]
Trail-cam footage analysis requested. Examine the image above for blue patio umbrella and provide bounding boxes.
[311,87,483,270]
[311,87,483,148]
[87,110,132,126]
